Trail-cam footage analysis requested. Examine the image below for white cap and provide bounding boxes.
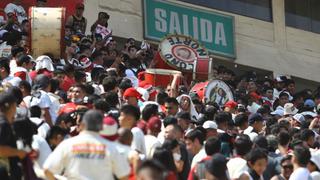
[203,121,218,130]
[284,103,298,116]
[35,55,54,71]
[293,113,305,123]
[271,109,284,116]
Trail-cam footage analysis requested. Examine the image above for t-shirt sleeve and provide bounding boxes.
[111,145,130,178]
[43,140,67,174]
[131,128,146,154]
[14,71,27,81]
[39,93,52,109]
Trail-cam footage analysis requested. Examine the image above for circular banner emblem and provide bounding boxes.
[204,80,234,106]
[160,35,209,72]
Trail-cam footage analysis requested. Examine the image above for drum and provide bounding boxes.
[157,34,212,81]
[29,7,65,58]
[190,80,234,106]
[144,68,182,89]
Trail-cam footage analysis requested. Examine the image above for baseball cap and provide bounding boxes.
[123,87,143,101]
[147,116,162,133]
[283,103,298,116]
[271,107,284,116]
[202,121,218,130]
[293,113,305,124]
[100,116,118,141]
[275,75,287,83]
[248,113,263,125]
[304,99,316,108]
[224,100,238,109]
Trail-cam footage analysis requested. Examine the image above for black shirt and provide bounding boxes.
[0,115,22,180]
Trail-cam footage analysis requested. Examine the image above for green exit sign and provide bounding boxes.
[143,0,236,59]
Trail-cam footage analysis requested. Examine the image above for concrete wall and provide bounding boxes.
[84,0,320,85]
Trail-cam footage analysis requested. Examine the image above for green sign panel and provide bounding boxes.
[143,0,236,59]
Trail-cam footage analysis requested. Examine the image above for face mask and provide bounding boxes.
[71,98,83,104]
[173,153,181,161]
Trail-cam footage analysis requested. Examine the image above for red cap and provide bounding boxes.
[79,57,93,72]
[147,116,162,133]
[123,87,143,101]
[224,100,238,109]
[100,116,118,141]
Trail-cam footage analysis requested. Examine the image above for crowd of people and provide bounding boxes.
[1,0,320,180]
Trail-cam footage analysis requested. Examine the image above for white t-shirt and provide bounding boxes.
[30,117,50,139]
[131,127,146,155]
[10,66,32,85]
[43,131,130,180]
[227,157,249,179]
[243,126,258,141]
[47,92,61,124]
[289,167,312,180]
[32,135,52,168]
[24,90,52,109]
[311,171,320,180]
[1,75,21,87]
[191,148,206,168]
[4,3,27,24]
[144,134,161,158]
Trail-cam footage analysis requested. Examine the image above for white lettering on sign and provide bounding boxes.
[154,9,227,46]
[200,19,212,43]
[155,8,167,32]
[169,12,181,34]
[192,16,199,40]
[215,22,227,46]
[182,14,189,36]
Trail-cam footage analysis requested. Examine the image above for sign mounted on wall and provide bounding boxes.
[143,0,236,59]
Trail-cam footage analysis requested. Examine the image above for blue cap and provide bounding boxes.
[304,99,315,108]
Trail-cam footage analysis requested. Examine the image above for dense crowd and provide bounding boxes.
[1,1,320,180]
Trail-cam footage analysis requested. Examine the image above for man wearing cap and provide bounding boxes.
[66,3,87,35]
[123,87,144,107]
[274,75,287,99]
[44,110,130,180]
[145,116,162,158]
[24,74,54,125]
[244,113,265,141]
[283,103,299,117]
[0,57,21,87]
[301,99,317,117]
[202,120,218,139]
[4,0,27,24]
[291,113,305,129]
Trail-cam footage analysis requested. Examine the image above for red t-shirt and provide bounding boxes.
[14,71,27,81]
[59,102,77,115]
[60,75,76,92]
